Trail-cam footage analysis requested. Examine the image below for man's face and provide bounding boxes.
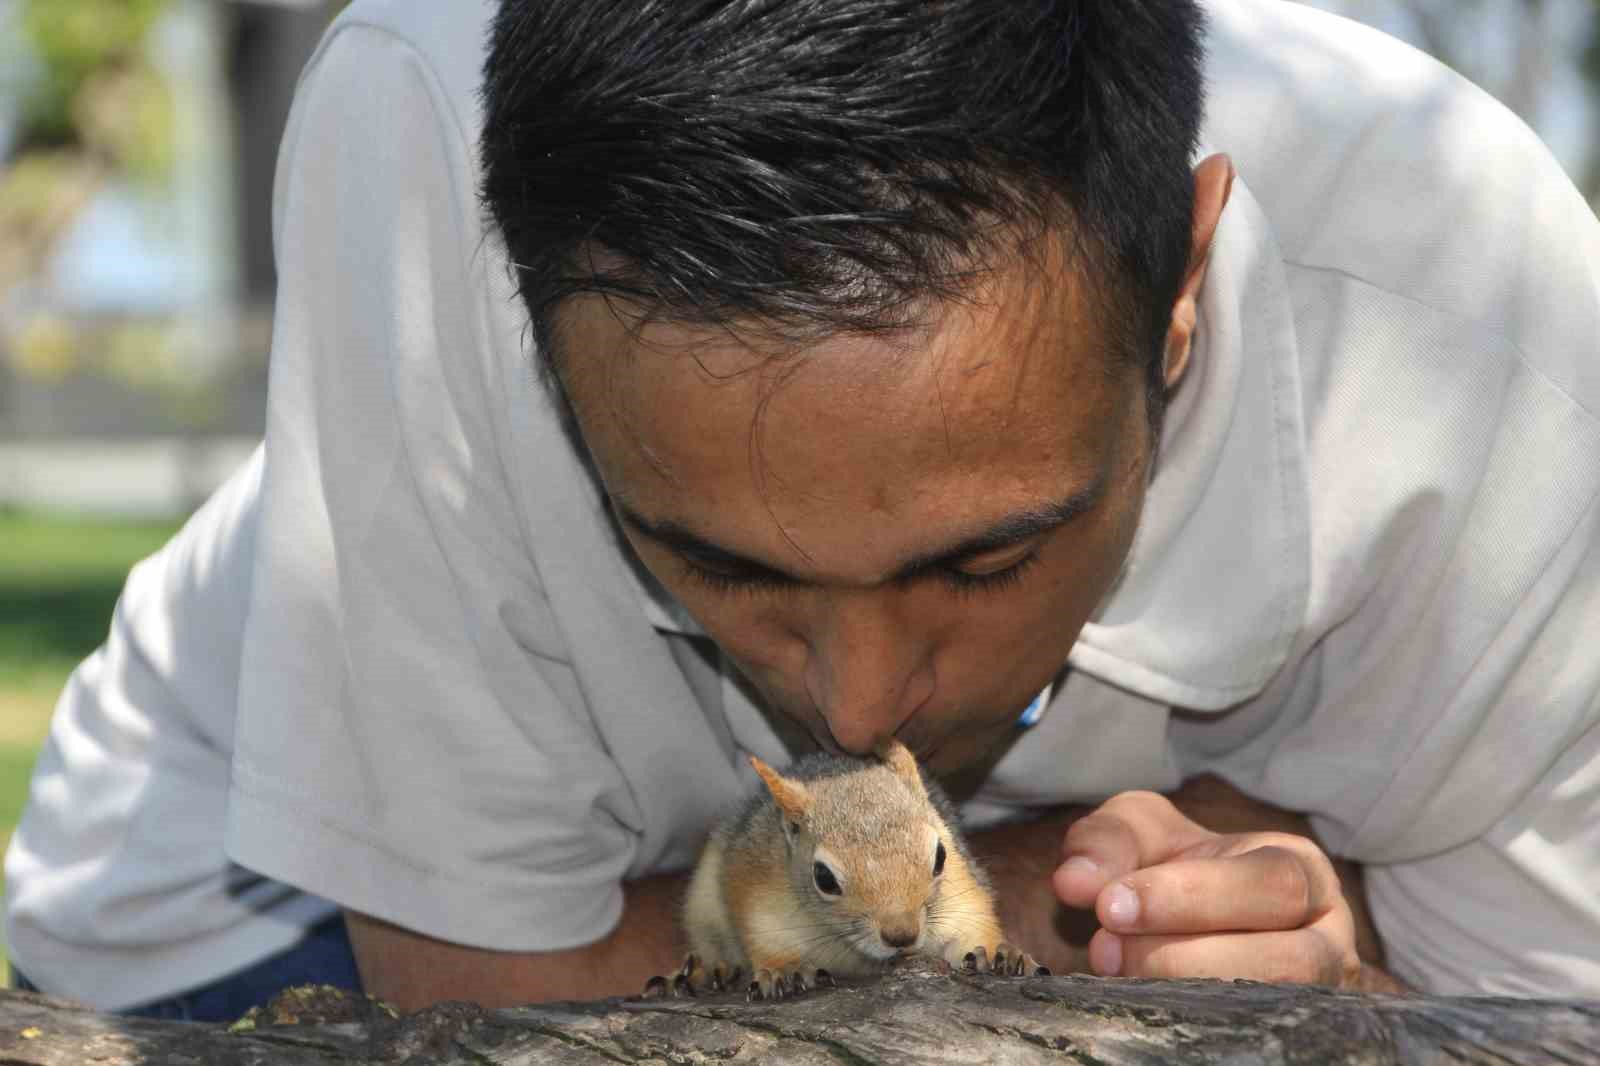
[560,254,1154,774]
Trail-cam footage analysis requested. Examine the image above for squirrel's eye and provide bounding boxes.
[933,840,947,877]
[813,861,843,896]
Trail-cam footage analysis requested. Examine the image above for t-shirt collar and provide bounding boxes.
[1069,173,1310,710]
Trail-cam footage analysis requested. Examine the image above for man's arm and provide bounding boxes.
[347,774,1401,1010]
[968,774,1406,993]
[343,873,689,1010]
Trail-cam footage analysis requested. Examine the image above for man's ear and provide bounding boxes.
[1162,153,1235,391]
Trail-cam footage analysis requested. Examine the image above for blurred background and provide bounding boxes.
[1,0,1599,984]
[0,0,348,981]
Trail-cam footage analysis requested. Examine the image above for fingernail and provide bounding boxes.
[1105,882,1140,929]
[1063,856,1100,877]
[1094,933,1123,977]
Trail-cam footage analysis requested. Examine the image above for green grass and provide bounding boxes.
[0,508,185,986]
[0,748,41,834]
[0,512,187,689]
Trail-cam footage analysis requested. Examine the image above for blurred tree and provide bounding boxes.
[1,0,176,299]
[1581,0,1600,202]
[2,0,346,440]
[16,0,171,155]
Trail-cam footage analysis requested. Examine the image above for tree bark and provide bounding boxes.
[2,966,1597,1065]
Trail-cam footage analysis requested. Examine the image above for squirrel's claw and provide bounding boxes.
[996,941,1051,977]
[747,967,826,1001]
[709,962,742,993]
[656,954,761,997]
[671,953,701,997]
[959,942,1049,977]
[641,953,718,998]
[638,969,697,1000]
[968,942,1050,979]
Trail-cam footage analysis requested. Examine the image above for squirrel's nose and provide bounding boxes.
[880,922,920,950]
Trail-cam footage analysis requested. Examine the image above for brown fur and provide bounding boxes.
[679,740,1012,988]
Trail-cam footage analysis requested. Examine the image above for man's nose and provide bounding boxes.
[803,590,933,754]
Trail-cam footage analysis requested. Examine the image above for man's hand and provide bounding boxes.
[1051,781,1404,993]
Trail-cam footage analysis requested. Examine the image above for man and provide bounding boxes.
[7,0,1599,1018]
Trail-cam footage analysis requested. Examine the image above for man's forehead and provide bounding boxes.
[566,266,1106,408]
[557,246,1131,546]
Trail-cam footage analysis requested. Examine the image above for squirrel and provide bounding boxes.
[647,738,1047,1000]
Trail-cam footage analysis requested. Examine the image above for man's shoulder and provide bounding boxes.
[310,0,495,139]
[1204,0,1599,413]
[1203,0,1577,265]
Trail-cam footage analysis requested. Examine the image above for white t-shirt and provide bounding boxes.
[7,0,1599,1008]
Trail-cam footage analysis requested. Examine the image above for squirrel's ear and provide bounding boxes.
[750,755,811,822]
[875,738,927,799]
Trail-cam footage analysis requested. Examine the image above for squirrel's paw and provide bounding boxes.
[746,966,835,1002]
[641,953,747,999]
[960,942,1050,978]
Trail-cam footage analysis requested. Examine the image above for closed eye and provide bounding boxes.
[624,484,1097,600]
[679,558,798,596]
[679,550,1040,598]
[936,551,1039,597]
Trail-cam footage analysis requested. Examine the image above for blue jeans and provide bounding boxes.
[10,914,364,1023]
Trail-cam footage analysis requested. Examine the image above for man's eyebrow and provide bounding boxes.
[614,476,1104,585]
[891,480,1104,577]
[618,506,799,579]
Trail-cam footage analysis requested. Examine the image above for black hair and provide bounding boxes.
[479,0,1206,420]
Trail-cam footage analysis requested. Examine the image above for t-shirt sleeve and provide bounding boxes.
[224,22,639,952]
[1364,711,1600,998]
[1345,486,1600,996]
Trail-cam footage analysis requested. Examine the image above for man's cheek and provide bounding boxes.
[698,627,814,719]
[697,611,792,675]
[920,713,1020,775]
